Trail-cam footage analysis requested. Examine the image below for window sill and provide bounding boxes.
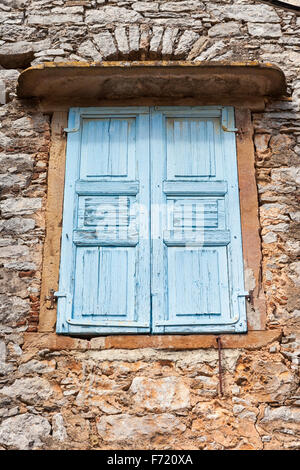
[23,330,282,353]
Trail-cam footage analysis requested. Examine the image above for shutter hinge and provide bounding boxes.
[64,126,80,134]
[221,107,238,133]
[64,112,80,134]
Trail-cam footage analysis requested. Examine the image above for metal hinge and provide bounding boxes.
[221,107,238,132]
[64,112,80,134]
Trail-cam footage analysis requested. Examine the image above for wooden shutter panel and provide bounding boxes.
[56,108,151,334]
[151,106,247,333]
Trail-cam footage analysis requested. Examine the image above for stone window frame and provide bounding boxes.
[34,103,276,349]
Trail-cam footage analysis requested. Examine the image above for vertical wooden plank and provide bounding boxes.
[235,108,266,330]
[39,111,68,332]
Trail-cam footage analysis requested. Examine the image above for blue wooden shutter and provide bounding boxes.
[151,106,247,333]
[56,107,151,334]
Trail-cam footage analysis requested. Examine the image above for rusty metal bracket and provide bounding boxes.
[216,336,223,397]
[45,288,57,310]
[245,290,254,306]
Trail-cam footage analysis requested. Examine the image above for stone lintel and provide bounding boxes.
[17,61,287,106]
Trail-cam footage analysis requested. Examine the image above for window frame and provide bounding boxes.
[39,105,266,338]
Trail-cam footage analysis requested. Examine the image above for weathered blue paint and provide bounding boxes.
[150,106,247,333]
[56,106,247,335]
[56,107,151,334]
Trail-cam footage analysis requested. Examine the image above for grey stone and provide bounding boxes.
[187,36,208,60]
[97,413,186,442]
[114,26,129,56]
[0,340,6,362]
[93,31,117,59]
[86,7,143,25]
[28,14,83,25]
[52,413,68,442]
[0,217,35,234]
[194,40,226,61]
[208,21,241,37]
[133,2,159,12]
[0,12,23,24]
[77,40,102,61]
[129,25,140,55]
[161,27,179,57]
[0,414,51,450]
[0,198,42,217]
[0,361,13,376]
[0,295,30,325]
[149,26,164,54]
[35,49,65,57]
[174,30,199,58]
[160,1,204,12]
[261,406,300,423]
[0,42,34,68]
[151,17,202,28]
[0,154,33,174]
[0,377,53,405]
[0,132,12,150]
[18,360,55,375]
[207,4,280,23]
[262,232,277,244]
[248,23,282,38]
[3,261,37,271]
[0,25,37,42]
[0,80,6,105]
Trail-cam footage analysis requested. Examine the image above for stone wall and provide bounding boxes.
[0,0,299,450]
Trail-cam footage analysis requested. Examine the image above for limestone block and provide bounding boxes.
[174,30,199,58]
[93,31,117,59]
[0,217,35,234]
[261,406,300,424]
[208,21,241,37]
[161,27,179,57]
[114,26,129,56]
[28,14,83,25]
[129,376,190,411]
[0,414,51,450]
[86,7,143,25]
[0,198,42,217]
[207,4,280,23]
[248,23,282,38]
[52,413,68,442]
[0,12,23,24]
[160,1,204,12]
[97,413,186,442]
[0,377,53,405]
[0,42,34,69]
[149,26,164,54]
[133,2,159,12]
[194,40,226,61]
[129,25,140,55]
[78,40,102,61]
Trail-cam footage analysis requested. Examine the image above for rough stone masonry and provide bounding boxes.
[0,0,299,450]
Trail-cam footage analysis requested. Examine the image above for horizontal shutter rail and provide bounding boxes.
[163,181,227,196]
[75,181,139,196]
[78,107,150,116]
[154,107,222,117]
[154,318,239,327]
[73,231,138,246]
[163,230,230,246]
[66,318,149,328]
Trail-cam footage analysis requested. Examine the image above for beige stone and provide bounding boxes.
[130,376,190,411]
